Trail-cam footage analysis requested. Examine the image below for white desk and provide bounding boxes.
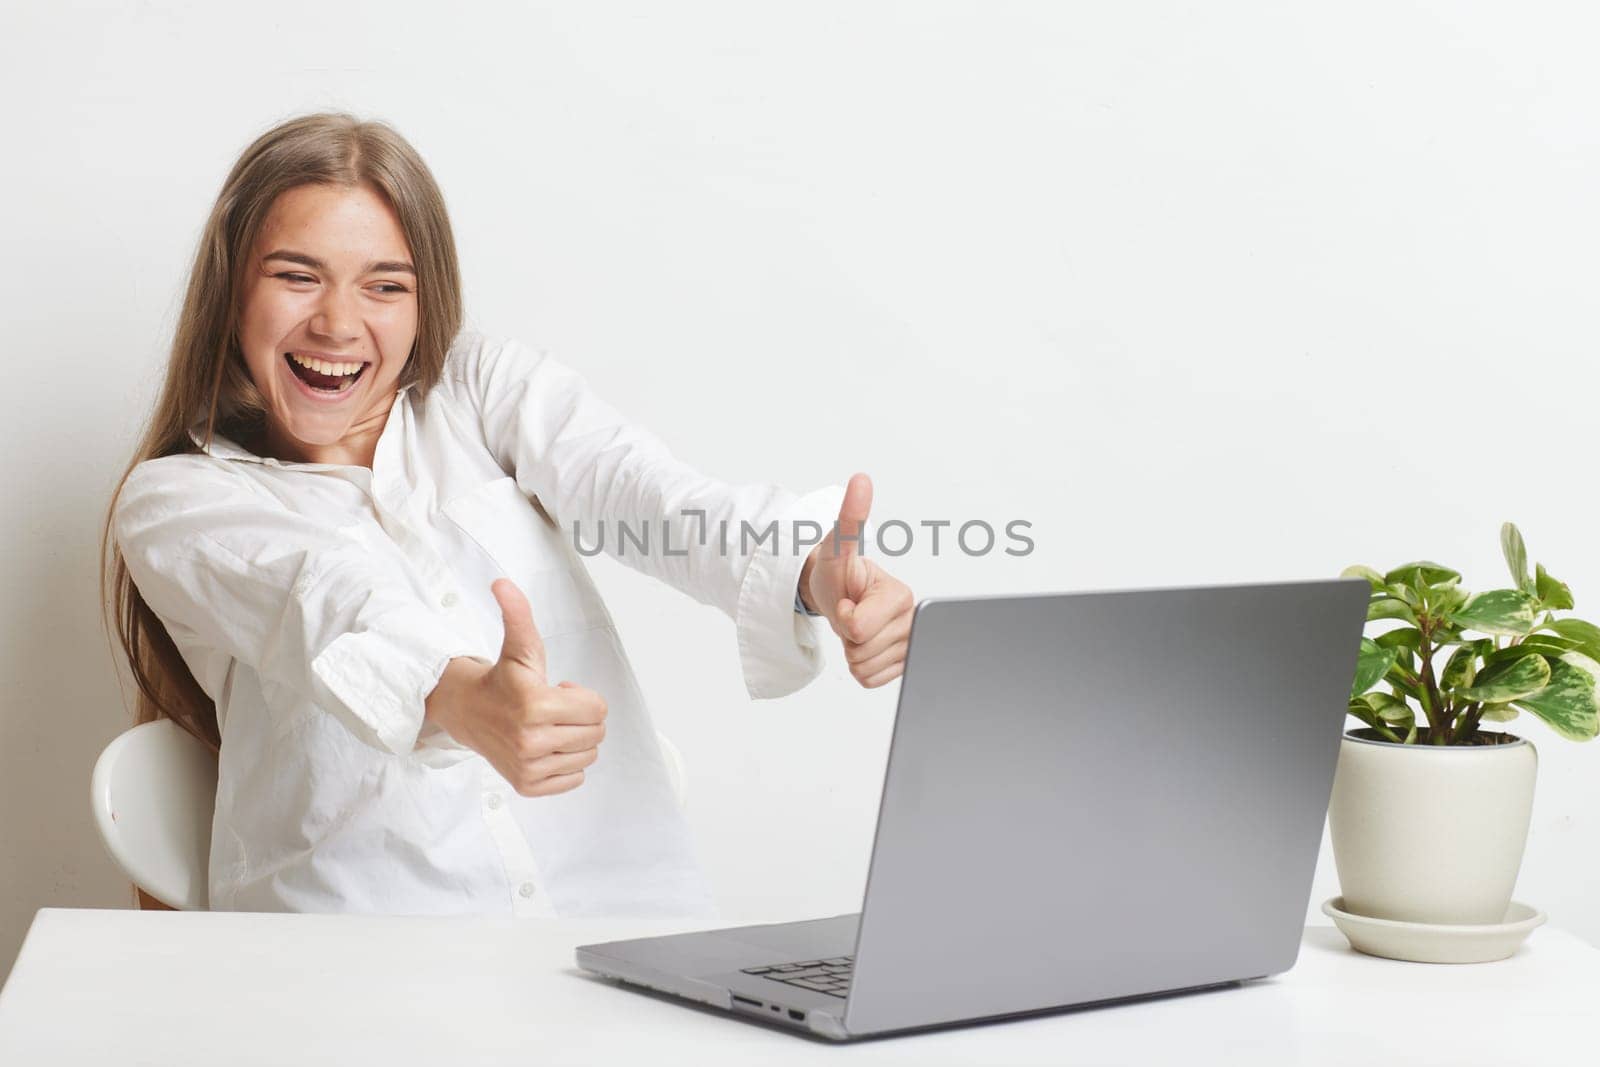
[0,908,1594,1065]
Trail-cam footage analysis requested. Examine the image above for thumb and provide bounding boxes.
[491,578,547,682]
[831,472,873,562]
[834,564,871,630]
[844,550,871,601]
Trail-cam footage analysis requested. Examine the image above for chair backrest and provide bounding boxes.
[91,719,688,910]
[90,719,217,910]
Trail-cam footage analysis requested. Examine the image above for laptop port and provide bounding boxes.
[788,1009,805,1021]
[731,995,760,1009]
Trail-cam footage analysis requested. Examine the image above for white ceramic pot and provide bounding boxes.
[1327,727,1538,924]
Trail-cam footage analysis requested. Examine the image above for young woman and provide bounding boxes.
[100,112,914,916]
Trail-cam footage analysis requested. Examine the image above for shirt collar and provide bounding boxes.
[186,383,416,464]
[187,423,261,462]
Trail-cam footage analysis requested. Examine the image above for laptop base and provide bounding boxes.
[577,913,1263,1042]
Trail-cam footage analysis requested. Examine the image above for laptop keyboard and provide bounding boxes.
[740,956,854,998]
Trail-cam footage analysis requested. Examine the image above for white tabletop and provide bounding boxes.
[0,908,1594,1065]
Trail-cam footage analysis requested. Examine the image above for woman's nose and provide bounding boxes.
[310,286,361,343]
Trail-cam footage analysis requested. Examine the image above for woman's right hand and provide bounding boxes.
[424,577,607,796]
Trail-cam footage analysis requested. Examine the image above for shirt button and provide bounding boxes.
[440,591,459,608]
[519,882,536,899]
[485,792,503,810]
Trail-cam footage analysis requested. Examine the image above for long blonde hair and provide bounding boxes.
[99,112,465,756]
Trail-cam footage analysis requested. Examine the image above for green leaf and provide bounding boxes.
[1451,589,1539,637]
[1346,698,1381,731]
[1535,563,1575,611]
[1440,639,1492,691]
[1501,523,1532,596]
[1385,661,1423,701]
[1368,598,1419,625]
[1481,636,1580,671]
[1341,565,1386,592]
[1512,650,1600,741]
[1435,584,1471,617]
[1375,628,1422,653]
[1385,583,1422,608]
[1455,653,1552,703]
[1354,692,1415,726]
[1369,693,1415,727]
[1541,618,1600,664]
[1348,693,1415,737]
[1440,646,1476,692]
[1351,637,1400,698]
[1520,635,1582,656]
[1479,702,1520,723]
[1384,561,1462,587]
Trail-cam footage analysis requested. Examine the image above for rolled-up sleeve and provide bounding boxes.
[465,334,843,699]
[114,456,481,756]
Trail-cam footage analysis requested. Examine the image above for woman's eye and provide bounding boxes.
[275,272,407,295]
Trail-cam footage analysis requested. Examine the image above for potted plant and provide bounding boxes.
[1325,523,1597,959]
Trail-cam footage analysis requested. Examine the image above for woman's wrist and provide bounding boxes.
[424,655,492,737]
[798,547,820,613]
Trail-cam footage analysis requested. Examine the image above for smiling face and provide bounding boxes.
[235,182,418,466]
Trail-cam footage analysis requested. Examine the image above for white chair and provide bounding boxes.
[91,719,689,910]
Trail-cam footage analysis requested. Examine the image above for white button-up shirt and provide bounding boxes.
[113,329,844,917]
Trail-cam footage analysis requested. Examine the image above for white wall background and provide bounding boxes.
[2,1,1596,984]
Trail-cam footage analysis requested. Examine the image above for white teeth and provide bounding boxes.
[288,352,363,376]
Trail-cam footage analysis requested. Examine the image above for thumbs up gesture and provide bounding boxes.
[424,578,608,796]
[800,473,915,688]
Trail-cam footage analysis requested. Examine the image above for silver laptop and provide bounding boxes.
[576,578,1370,1040]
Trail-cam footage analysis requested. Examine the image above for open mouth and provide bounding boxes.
[284,352,368,393]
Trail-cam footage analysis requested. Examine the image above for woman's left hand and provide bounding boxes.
[800,473,915,688]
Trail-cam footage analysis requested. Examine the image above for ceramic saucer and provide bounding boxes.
[1320,896,1546,964]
